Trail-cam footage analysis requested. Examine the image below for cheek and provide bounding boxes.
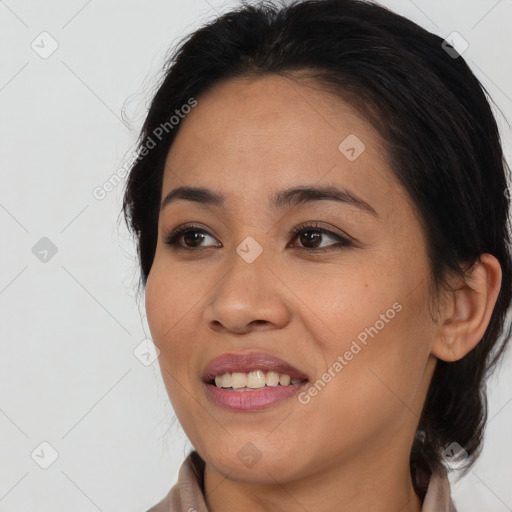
[346,299,430,414]
[295,312,429,461]
[145,267,198,416]
[144,266,181,362]
[307,265,432,409]
[144,262,202,379]
[144,261,195,347]
[300,264,396,349]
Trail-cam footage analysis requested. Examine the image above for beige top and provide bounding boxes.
[146,451,457,512]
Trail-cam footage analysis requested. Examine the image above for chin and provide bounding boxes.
[200,442,308,484]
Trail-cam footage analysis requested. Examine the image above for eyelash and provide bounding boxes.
[163,221,353,253]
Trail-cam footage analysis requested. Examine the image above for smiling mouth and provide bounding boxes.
[209,370,308,390]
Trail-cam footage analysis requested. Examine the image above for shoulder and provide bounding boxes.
[144,451,207,512]
[422,466,457,512]
[144,490,172,512]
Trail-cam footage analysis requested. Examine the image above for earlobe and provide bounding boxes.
[430,253,502,362]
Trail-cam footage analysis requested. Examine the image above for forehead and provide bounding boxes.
[162,73,409,220]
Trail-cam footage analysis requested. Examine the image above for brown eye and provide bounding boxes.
[163,221,353,253]
[288,222,353,252]
[164,224,220,249]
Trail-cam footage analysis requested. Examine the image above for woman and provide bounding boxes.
[122,0,512,510]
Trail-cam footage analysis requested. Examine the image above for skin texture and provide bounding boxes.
[144,73,502,512]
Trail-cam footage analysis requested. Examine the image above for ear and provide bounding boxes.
[430,253,502,362]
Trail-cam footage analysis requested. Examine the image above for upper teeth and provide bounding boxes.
[214,371,303,389]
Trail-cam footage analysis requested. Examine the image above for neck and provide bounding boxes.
[203,449,423,512]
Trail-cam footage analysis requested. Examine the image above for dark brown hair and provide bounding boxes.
[122,0,512,499]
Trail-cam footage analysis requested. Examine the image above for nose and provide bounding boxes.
[204,247,291,335]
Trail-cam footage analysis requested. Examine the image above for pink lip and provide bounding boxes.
[204,381,308,411]
[202,351,309,411]
[202,351,309,382]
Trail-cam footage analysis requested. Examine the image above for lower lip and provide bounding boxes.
[204,381,308,411]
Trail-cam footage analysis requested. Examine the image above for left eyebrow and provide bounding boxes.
[272,184,378,217]
[160,184,378,218]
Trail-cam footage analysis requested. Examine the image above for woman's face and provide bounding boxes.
[145,73,439,483]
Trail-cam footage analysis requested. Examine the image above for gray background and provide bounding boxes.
[1,0,511,510]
